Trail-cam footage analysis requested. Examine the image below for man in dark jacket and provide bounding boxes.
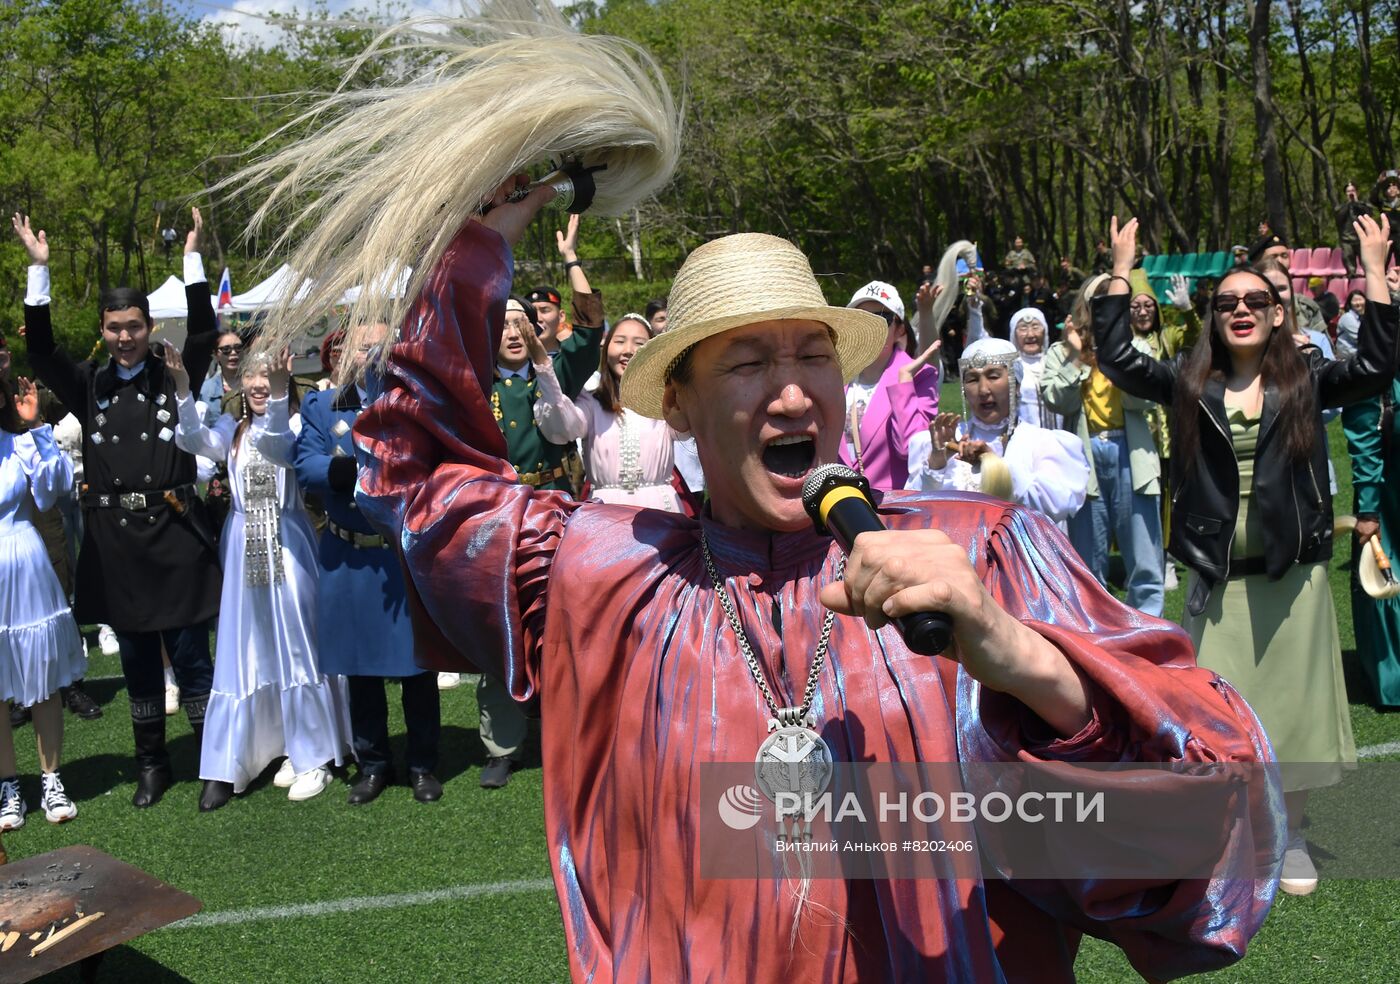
[14,210,221,809]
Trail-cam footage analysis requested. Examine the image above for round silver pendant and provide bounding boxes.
[754,720,834,811]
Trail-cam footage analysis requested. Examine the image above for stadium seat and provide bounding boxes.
[1290,248,1313,275]
[1206,251,1231,278]
[1292,277,1310,297]
[1312,247,1342,277]
[1348,277,1367,297]
[1326,277,1350,307]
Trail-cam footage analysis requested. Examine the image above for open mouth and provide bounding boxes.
[1229,318,1255,337]
[761,434,816,479]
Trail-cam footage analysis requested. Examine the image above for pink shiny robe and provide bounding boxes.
[354,223,1280,983]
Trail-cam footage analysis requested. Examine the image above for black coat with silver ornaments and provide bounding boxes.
[23,286,222,631]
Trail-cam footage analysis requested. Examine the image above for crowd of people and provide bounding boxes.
[0,166,1397,974]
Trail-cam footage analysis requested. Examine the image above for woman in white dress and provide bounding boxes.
[906,338,1089,523]
[533,314,686,512]
[165,344,350,811]
[0,374,84,828]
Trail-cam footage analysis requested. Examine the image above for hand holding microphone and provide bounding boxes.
[804,464,953,655]
[805,464,1094,735]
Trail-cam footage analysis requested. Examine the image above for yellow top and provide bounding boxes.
[1083,367,1125,432]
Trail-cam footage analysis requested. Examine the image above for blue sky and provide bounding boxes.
[171,0,467,47]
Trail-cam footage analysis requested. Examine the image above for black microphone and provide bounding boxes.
[802,463,954,656]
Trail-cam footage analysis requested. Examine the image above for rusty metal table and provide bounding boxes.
[0,844,201,983]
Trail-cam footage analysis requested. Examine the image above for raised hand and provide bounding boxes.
[14,376,40,425]
[521,319,550,365]
[556,213,580,261]
[185,207,203,255]
[899,337,942,383]
[163,339,191,398]
[1109,215,1139,279]
[1166,273,1192,311]
[11,214,49,265]
[477,173,556,249]
[1355,212,1391,276]
[914,280,942,314]
[816,528,1091,737]
[268,347,292,397]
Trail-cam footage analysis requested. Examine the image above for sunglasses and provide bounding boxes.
[217,344,245,354]
[871,309,898,325]
[1211,290,1275,314]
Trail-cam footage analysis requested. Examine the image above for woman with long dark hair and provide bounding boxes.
[1093,213,1398,897]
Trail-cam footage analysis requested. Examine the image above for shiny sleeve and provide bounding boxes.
[15,425,74,512]
[354,221,579,689]
[961,503,1282,980]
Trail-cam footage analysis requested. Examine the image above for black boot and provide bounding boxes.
[63,680,103,720]
[131,700,172,809]
[199,780,234,812]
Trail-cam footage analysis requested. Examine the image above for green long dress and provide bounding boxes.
[1342,380,1400,707]
[1182,406,1357,792]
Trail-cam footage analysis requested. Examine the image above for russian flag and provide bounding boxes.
[217,267,233,309]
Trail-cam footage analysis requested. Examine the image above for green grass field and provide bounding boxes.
[5,388,1399,983]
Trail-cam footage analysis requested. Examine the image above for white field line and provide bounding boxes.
[168,878,555,930]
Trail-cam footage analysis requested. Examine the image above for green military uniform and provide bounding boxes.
[494,290,604,494]
[478,289,605,768]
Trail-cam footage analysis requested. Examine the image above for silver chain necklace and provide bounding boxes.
[700,530,839,813]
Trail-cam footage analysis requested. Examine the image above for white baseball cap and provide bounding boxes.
[847,280,904,321]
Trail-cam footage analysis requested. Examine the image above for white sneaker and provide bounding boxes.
[272,758,298,788]
[97,625,119,657]
[0,778,25,831]
[1164,564,1179,591]
[287,767,332,802]
[1280,831,1318,896]
[40,772,76,824]
[437,672,462,690]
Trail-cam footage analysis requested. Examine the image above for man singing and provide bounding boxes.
[352,181,1282,982]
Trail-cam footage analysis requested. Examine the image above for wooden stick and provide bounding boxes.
[1,930,19,952]
[29,911,103,957]
[1370,534,1398,584]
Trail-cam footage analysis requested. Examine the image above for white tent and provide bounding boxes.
[338,264,413,305]
[228,264,312,312]
[147,275,217,320]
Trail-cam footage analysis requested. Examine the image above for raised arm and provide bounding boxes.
[179,208,219,386]
[1316,215,1400,408]
[528,337,589,445]
[354,178,580,687]
[250,362,299,468]
[12,378,74,512]
[12,214,88,419]
[1093,217,1177,405]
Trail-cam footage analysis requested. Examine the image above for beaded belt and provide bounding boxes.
[326,517,387,549]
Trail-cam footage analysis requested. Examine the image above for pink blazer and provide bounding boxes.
[838,350,939,491]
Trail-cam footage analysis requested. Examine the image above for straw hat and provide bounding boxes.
[619,233,888,419]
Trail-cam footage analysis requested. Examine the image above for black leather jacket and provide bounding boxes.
[1092,293,1399,614]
